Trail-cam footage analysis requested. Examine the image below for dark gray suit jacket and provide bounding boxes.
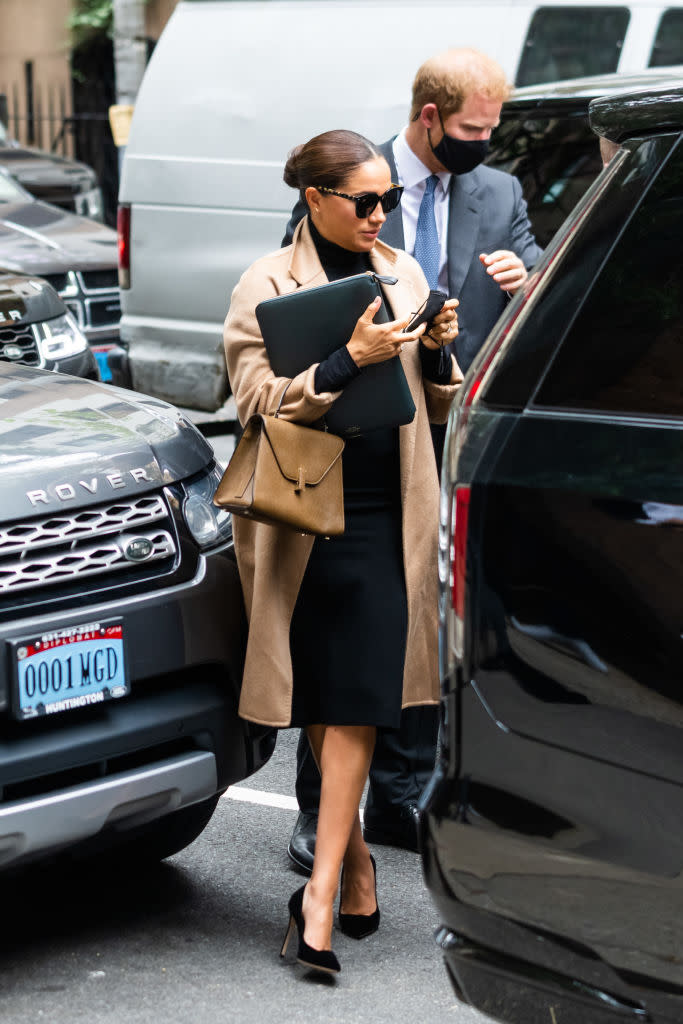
[282,138,542,372]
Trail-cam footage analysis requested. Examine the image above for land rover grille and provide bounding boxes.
[0,494,176,596]
[0,324,40,367]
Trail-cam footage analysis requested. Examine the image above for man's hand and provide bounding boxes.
[480,250,527,293]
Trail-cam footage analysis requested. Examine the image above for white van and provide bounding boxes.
[119,0,683,412]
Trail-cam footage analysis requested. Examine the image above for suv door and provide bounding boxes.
[424,130,683,1021]
[471,131,683,792]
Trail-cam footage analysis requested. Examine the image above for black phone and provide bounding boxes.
[403,289,448,333]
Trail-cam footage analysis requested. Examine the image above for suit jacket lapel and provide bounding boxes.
[447,171,481,298]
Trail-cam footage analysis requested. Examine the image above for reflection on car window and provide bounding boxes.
[516,6,630,87]
[487,113,603,246]
[534,140,683,417]
[649,8,683,67]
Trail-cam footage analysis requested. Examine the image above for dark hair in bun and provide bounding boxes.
[283,130,383,193]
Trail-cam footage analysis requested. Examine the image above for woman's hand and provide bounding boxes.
[346,296,426,368]
[423,298,459,350]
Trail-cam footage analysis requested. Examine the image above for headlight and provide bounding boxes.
[32,312,89,360]
[182,465,232,549]
[75,186,104,222]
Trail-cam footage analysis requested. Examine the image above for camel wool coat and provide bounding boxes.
[223,217,463,727]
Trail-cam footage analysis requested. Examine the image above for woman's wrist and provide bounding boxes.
[420,339,451,384]
[421,331,442,351]
[345,341,364,367]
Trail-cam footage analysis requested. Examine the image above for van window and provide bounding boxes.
[533,141,683,418]
[649,8,683,67]
[516,6,630,86]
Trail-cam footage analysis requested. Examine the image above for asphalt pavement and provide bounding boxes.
[0,729,490,1024]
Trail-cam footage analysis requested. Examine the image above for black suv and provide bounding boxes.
[421,82,683,1024]
[488,67,683,245]
[0,363,273,870]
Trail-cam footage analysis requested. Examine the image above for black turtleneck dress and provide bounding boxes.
[288,222,448,729]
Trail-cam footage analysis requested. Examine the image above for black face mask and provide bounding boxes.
[428,111,489,175]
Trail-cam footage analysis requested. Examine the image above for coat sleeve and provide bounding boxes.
[424,358,464,423]
[509,175,543,269]
[223,262,341,427]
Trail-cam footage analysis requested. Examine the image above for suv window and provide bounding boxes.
[487,111,602,246]
[649,8,683,67]
[534,140,683,418]
[516,6,630,87]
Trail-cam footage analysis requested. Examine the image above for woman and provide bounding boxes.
[223,130,462,976]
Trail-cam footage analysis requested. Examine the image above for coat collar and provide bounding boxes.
[288,215,399,286]
[288,217,327,287]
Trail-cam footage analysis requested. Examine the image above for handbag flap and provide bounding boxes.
[258,414,345,486]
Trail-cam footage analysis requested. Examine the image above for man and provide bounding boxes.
[283,48,542,874]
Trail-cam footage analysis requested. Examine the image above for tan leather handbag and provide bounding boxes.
[213,386,345,536]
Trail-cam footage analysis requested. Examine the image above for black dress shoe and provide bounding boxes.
[362,802,420,853]
[287,811,317,875]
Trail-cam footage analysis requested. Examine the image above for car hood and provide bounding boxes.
[0,364,214,522]
[0,273,65,326]
[0,199,116,275]
[0,145,96,196]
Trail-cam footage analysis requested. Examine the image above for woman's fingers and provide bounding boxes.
[361,296,383,322]
[431,298,459,327]
[399,322,426,343]
[348,308,429,366]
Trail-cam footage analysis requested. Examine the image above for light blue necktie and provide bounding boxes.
[413,174,440,290]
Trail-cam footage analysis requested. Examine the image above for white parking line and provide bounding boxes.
[224,785,364,820]
[224,786,298,811]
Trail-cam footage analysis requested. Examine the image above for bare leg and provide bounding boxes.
[306,726,376,913]
[339,816,377,916]
[307,729,377,917]
[302,723,376,951]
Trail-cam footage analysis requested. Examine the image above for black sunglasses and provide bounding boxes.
[317,184,404,219]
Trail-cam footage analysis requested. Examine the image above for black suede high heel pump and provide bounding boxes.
[339,854,380,939]
[280,885,341,975]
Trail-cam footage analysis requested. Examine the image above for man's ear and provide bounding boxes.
[419,103,439,130]
[304,185,320,214]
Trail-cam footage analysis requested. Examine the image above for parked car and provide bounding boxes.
[0,361,274,869]
[0,168,127,385]
[0,270,98,379]
[0,115,103,221]
[119,0,683,413]
[421,79,683,1024]
[487,65,683,245]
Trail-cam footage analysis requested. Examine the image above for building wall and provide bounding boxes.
[0,0,74,151]
[0,0,179,153]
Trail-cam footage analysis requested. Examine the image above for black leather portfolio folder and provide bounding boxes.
[256,272,416,437]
